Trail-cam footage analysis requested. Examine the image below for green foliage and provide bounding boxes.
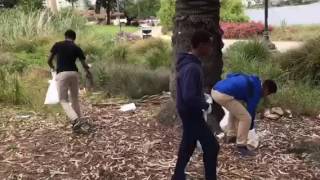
[158,0,175,31]
[0,0,18,8]
[123,0,160,19]
[18,0,43,11]
[276,37,320,85]
[0,68,28,105]
[271,82,320,116]
[220,0,249,22]
[158,0,248,30]
[0,8,86,47]
[0,52,27,73]
[91,63,169,99]
[224,40,282,80]
[130,38,171,69]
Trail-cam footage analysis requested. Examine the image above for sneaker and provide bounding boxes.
[225,136,237,144]
[237,146,256,157]
[72,118,93,134]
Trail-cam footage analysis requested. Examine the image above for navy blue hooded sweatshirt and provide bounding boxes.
[176,53,209,115]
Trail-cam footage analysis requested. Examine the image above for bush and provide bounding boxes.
[18,0,43,11]
[0,52,27,73]
[158,0,248,31]
[158,0,175,31]
[271,82,320,116]
[91,63,170,99]
[130,38,171,69]
[276,37,320,85]
[220,0,249,23]
[224,40,283,80]
[103,38,172,69]
[0,8,86,47]
[221,22,273,39]
[0,68,28,105]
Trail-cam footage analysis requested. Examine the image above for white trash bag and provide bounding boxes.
[44,71,59,105]
[220,107,260,150]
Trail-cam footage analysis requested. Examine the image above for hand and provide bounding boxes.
[207,104,212,114]
[86,71,92,79]
[204,93,213,104]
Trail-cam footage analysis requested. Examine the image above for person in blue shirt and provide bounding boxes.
[172,30,220,180]
[211,73,277,157]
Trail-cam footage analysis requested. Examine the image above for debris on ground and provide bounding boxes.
[0,96,320,179]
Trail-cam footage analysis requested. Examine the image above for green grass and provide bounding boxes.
[86,25,138,37]
[271,25,320,41]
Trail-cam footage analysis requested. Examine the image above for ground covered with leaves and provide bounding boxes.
[0,95,320,180]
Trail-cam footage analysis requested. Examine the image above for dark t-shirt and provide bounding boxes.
[50,40,85,73]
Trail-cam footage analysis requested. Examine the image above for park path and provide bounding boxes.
[0,94,319,179]
[144,26,303,52]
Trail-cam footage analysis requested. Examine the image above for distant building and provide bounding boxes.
[44,0,95,11]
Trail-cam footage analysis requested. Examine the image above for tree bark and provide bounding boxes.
[170,0,225,133]
[95,0,101,14]
[48,0,58,13]
[106,1,111,25]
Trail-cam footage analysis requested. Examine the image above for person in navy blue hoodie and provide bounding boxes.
[211,73,277,157]
[172,30,220,180]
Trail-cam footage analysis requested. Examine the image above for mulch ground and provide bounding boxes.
[0,95,320,180]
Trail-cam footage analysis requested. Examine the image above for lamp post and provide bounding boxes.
[263,0,269,41]
[116,0,122,33]
[263,0,276,49]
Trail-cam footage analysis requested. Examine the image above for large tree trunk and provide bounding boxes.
[170,0,225,133]
[48,0,58,13]
[106,1,112,25]
[95,0,101,14]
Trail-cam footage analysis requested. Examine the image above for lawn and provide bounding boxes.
[86,25,139,37]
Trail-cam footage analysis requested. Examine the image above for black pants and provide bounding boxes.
[173,110,220,180]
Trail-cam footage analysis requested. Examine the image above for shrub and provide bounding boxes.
[221,22,273,39]
[224,40,283,80]
[0,52,27,73]
[158,0,175,31]
[91,63,170,99]
[220,0,249,23]
[271,82,320,116]
[158,0,248,31]
[103,38,172,69]
[131,38,171,68]
[0,68,28,105]
[0,8,86,47]
[276,37,320,85]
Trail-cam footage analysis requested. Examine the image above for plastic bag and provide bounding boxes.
[44,72,59,105]
[219,108,260,150]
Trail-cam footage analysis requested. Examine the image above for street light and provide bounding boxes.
[263,0,269,41]
[263,0,276,49]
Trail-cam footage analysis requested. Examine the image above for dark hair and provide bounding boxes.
[65,29,76,40]
[263,80,277,94]
[191,30,212,49]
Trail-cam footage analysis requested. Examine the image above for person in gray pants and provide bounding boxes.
[48,29,92,134]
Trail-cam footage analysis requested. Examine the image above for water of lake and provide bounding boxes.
[245,2,320,26]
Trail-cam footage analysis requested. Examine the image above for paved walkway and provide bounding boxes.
[142,26,303,52]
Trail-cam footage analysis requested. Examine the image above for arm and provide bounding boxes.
[247,96,260,130]
[77,48,91,75]
[48,53,55,70]
[48,43,57,70]
[181,67,209,111]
